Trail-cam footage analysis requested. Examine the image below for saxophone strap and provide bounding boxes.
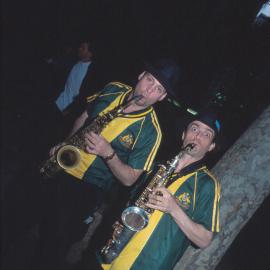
[166,159,206,187]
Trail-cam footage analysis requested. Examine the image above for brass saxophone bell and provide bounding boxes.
[56,145,81,170]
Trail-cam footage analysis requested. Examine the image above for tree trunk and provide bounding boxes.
[174,105,270,270]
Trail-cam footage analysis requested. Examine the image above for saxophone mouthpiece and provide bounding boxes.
[182,143,195,151]
[188,143,195,149]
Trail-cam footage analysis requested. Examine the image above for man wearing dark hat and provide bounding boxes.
[100,111,221,270]
[37,59,180,269]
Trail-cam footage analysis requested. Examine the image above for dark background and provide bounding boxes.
[2,0,270,269]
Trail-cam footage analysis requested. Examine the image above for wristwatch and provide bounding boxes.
[103,150,116,161]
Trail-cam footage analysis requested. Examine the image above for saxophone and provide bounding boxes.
[40,95,142,179]
[100,143,194,264]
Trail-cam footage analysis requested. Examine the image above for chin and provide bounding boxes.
[136,100,148,107]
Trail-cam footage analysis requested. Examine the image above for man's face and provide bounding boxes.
[133,72,167,108]
[182,120,216,159]
[78,42,92,61]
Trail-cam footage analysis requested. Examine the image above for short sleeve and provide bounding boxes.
[192,175,220,232]
[128,120,161,172]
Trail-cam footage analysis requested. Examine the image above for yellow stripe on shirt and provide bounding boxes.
[144,111,162,171]
[203,169,220,232]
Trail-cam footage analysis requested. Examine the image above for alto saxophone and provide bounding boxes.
[100,143,194,264]
[40,95,142,179]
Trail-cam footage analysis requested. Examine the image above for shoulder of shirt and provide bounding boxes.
[104,81,133,91]
[142,109,161,128]
[86,81,133,103]
[198,167,221,188]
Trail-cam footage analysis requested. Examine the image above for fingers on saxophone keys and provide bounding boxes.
[85,141,95,152]
[148,195,160,205]
[84,134,94,147]
[145,201,156,209]
[84,133,91,142]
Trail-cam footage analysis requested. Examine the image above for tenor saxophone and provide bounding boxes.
[40,95,141,179]
[100,143,194,264]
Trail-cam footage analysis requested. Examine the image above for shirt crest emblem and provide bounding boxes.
[119,134,134,149]
[177,192,191,209]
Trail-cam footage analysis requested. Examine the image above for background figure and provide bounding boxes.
[46,39,106,142]
[55,40,93,113]
[34,59,181,270]
[95,111,221,270]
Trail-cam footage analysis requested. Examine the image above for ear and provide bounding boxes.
[158,92,167,101]
[182,131,185,141]
[208,142,216,152]
[138,71,146,80]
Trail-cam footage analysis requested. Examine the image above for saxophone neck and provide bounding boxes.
[116,94,142,114]
[167,143,195,172]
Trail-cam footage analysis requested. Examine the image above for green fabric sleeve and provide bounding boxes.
[192,175,218,232]
[127,123,159,170]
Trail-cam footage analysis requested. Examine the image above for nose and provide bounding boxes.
[193,130,202,139]
[146,85,155,94]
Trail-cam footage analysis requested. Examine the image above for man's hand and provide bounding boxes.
[84,131,114,158]
[49,142,66,157]
[145,187,179,214]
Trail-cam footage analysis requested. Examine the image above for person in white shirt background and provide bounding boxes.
[55,40,93,113]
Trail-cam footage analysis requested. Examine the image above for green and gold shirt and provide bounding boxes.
[102,164,220,270]
[65,82,162,191]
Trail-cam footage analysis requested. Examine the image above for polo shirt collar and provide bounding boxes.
[119,90,153,117]
[173,158,206,178]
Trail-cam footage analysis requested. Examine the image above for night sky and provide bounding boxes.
[2,0,270,269]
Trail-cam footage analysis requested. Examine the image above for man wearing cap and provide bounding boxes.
[37,59,180,269]
[100,111,221,270]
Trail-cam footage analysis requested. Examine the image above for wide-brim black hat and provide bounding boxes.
[144,58,182,98]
